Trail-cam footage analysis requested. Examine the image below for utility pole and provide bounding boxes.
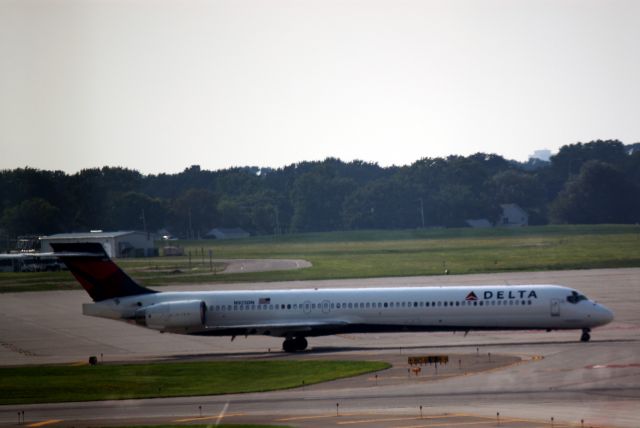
[418,198,425,228]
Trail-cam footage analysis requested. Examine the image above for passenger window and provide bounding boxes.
[384,302,388,308]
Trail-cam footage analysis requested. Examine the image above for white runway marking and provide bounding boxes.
[215,401,229,426]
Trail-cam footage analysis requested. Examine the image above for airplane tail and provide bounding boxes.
[52,242,156,302]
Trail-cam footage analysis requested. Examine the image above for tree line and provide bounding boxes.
[2,140,639,239]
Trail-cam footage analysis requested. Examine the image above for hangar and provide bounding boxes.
[40,231,157,258]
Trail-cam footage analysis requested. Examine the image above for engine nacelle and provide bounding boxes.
[135,300,207,332]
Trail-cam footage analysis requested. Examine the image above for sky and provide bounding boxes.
[1,0,639,174]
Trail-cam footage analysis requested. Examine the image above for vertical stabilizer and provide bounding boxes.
[51,242,156,302]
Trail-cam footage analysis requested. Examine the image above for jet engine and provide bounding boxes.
[135,300,207,332]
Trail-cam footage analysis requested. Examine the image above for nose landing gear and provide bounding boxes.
[283,336,308,352]
[580,328,591,342]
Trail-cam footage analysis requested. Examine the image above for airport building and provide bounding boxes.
[40,231,157,258]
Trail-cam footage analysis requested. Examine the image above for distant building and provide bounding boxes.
[465,219,493,228]
[0,253,63,272]
[205,228,250,240]
[498,204,529,227]
[40,231,157,258]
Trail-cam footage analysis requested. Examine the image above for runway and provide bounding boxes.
[1,268,639,427]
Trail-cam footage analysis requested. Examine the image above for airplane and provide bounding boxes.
[51,242,614,352]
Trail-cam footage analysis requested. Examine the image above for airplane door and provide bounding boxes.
[321,300,331,314]
[550,299,560,316]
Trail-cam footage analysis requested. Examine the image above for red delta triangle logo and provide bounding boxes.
[465,291,478,301]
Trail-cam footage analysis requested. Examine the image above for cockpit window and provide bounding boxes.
[566,291,588,304]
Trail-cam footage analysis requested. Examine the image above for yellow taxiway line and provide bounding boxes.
[26,420,63,427]
[338,413,471,425]
[277,412,368,422]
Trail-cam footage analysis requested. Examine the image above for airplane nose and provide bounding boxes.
[595,304,614,326]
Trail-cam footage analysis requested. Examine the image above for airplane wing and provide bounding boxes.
[203,319,350,337]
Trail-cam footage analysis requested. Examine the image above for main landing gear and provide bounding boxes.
[283,336,308,352]
[580,328,591,342]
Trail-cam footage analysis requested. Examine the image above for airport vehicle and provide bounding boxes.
[52,242,614,352]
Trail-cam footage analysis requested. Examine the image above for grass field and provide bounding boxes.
[1,224,639,292]
[0,360,389,405]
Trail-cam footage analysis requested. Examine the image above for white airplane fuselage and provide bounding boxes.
[50,242,613,352]
[84,284,613,345]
